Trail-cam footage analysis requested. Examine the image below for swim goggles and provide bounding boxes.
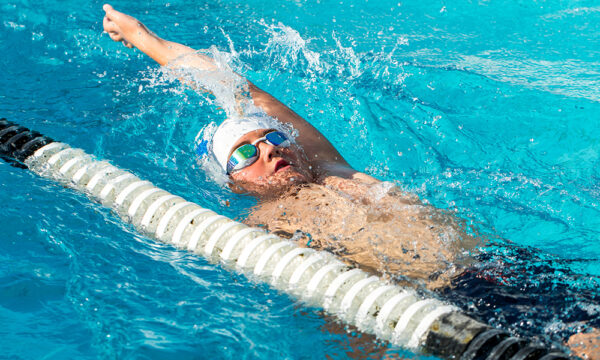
[226,131,290,174]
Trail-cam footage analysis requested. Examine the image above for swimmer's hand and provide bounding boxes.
[102,4,140,49]
[102,4,215,70]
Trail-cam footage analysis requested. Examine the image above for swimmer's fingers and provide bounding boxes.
[107,31,124,42]
[103,16,119,35]
[102,15,110,32]
[103,16,127,43]
[102,6,133,47]
[106,30,132,48]
[103,4,127,26]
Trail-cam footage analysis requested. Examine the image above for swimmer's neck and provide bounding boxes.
[251,163,389,205]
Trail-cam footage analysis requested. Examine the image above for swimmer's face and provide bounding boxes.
[228,129,313,197]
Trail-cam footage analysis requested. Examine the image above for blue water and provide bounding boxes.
[2,0,600,358]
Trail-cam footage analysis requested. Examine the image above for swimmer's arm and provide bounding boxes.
[121,36,354,173]
[103,5,368,178]
[138,38,217,71]
[247,83,353,171]
[103,4,215,70]
[249,83,381,182]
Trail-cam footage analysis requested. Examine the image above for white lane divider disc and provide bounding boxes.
[340,276,379,314]
[127,188,162,217]
[375,291,415,335]
[355,285,396,327]
[323,268,364,310]
[186,215,227,251]
[220,227,264,261]
[236,234,278,268]
[59,156,84,174]
[115,180,152,206]
[141,195,180,228]
[155,202,196,238]
[86,165,117,191]
[99,173,136,200]
[204,221,242,257]
[408,305,456,349]
[272,248,314,282]
[306,262,346,298]
[31,142,64,159]
[72,162,93,183]
[392,299,438,344]
[254,241,293,276]
[170,208,212,246]
[288,253,327,286]
[47,148,77,166]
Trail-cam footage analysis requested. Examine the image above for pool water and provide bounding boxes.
[1,0,599,358]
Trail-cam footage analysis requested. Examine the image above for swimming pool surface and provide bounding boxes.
[1,0,599,358]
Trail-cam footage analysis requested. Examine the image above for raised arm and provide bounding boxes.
[102,4,359,176]
[246,84,350,171]
[102,4,215,69]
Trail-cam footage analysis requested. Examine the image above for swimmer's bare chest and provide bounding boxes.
[243,181,478,289]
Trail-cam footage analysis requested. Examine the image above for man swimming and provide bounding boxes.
[102,5,599,358]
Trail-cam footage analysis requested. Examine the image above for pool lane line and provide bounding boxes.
[0,118,53,165]
[0,119,571,360]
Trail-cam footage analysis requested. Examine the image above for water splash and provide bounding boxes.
[160,47,250,119]
[259,19,326,75]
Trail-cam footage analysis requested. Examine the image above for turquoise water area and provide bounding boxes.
[1,0,600,358]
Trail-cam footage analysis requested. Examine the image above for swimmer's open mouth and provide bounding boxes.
[275,159,290,172]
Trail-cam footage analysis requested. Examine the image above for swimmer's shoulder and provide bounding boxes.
[315,161,379,183]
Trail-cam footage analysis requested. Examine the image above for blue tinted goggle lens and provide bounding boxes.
[226,131,289,174]
[264,131,289,147]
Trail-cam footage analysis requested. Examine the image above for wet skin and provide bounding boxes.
[228,129,315,198]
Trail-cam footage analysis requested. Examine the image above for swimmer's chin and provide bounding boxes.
[272,166,312,185]
[230,170,311,199]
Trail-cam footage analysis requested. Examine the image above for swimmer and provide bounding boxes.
[102,3,472,289]
[102,5,599,358]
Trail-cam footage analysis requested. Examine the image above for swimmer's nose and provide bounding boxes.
[259,141,281,161]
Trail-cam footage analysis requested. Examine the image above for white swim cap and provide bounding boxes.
[210,114,284,172]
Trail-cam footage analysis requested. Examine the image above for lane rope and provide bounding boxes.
[0,119,569,360]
